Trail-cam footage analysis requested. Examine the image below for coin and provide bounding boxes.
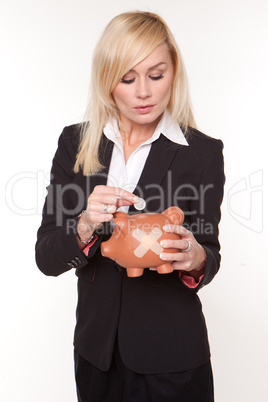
[134,197,146,211]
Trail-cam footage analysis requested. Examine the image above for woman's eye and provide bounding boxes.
[150,74,164,81]
[120,73,163,84]
[120,78,135,84]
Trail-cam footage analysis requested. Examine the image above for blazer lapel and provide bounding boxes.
[87,135,114,189]
[77,135,114,206]
[129,134,187,213]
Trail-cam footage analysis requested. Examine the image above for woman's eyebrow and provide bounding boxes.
[128,62,167,73]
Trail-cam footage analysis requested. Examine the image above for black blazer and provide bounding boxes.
[35,124,225,374]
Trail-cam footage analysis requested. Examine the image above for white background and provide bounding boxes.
[1,0,268,401]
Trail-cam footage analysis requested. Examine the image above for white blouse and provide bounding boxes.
[103,110,188,213]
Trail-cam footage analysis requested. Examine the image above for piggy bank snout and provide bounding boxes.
[101,242,112,257]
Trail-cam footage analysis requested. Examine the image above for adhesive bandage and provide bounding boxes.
[132,227,164,258]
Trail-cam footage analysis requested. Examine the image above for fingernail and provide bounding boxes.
[160,253,167,259]
[132,195,139,202]
[160,240,167,247]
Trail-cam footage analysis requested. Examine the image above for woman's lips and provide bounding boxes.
[134,105,154,114]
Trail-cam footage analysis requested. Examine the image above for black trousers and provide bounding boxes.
[74,341,214,402]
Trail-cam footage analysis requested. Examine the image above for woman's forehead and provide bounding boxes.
[128,43,171,72]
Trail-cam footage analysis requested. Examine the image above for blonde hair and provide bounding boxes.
[74,11,196,176]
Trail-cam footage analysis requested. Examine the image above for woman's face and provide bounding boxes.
[112,43,174,131]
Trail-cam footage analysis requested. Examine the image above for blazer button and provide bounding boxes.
[74,256,82,265]
[67,262,75,268]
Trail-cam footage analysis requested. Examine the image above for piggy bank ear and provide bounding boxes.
[113,212,129,236]
[163,206,184,225]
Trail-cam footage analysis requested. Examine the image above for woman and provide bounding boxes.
[36,11,225,402]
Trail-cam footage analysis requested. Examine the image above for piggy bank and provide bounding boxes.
[101,206,184,277]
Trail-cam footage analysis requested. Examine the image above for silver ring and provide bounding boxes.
[102,204,108,214]
[184,240,192,252]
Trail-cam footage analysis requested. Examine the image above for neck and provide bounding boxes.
[120,117,161,146]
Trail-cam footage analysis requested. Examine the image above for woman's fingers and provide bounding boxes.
[84,209,114,223]
[160,238,191,251]
[163,224,190,237]
[160,251,187,262]
[83,185,139,227]
[88,186,138,211]
[92,185,138,204]
[161,225,193,252]
[160,224,206,272]
[78,185,139,247]
[87,200,117,214]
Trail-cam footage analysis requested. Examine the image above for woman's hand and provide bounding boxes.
[159,225,207,280]
[76,185,138,247]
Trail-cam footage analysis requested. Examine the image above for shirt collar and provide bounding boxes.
[103,109,189,147]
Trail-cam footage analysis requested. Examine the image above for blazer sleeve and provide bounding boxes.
[188,139,225,291]
[35,127,102,277]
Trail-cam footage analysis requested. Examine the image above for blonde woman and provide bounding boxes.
[36,11,225,402]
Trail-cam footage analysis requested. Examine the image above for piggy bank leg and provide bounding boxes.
[156,263,174,274]
[127,268,144,277]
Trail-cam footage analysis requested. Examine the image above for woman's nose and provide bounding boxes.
[135,78,152,99]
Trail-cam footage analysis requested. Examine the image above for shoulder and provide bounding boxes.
[185,126,224,162]
[58,123,82,152]
[186,126,223,150]
[54,123,87,165]
[51,123,83,178]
